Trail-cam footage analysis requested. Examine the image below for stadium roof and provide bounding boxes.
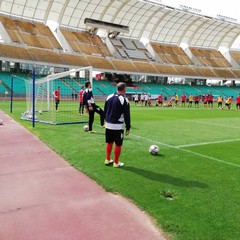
[1,0,240,49]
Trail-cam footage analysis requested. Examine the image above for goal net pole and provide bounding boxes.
[32,67,36,127]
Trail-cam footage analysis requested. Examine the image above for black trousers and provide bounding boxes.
[88,104,104,131]
[55,100,59,110]
[79,102,84,114]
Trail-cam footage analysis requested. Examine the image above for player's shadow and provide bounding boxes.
[123,166,208,189]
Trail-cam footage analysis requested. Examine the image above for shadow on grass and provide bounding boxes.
[123,166,208,189]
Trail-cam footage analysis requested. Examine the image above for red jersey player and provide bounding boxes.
[54,86,60,111]
[236,94,240,110]
[207,93,213,109]
[79,86,85,115]
[181,94,186,107]
[157,94,163,107]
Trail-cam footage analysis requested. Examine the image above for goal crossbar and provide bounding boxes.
[36,66,93,85]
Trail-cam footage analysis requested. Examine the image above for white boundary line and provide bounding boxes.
[131,134,240,168]
[176,138,240,148]
[187,119,240,130]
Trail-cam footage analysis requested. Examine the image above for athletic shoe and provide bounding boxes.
[104,159,114,165]
[113,162,124,168]
[89,130,96,134]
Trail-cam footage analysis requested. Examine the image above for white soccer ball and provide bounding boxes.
[149,145,159,155]
[0,119,3,125]
[38,110,43,114]
[83,125,89,132]
[28,114,37,119]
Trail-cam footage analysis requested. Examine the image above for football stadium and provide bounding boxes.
[1,0,240,239]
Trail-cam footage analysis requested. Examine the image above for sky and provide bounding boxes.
[162,0,240,22]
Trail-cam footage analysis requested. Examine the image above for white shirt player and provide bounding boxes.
[144,94,149,101]
[133,94,138,101]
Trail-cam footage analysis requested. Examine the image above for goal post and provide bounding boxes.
[21,66,92,125]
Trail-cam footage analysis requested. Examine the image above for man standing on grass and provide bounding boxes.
[84,80,104,133]
[236,94,240,110]
[221,96,232,110]
[79,86,85,116]
[181,94,186,107]
[104,82,131,168]
[133,92,139,106]
[54,86,60,112]
[188,94,193,108]
[174,93,179,107]
[208,92,213,109]
[157,93,163,107]
[194,95,199,108]
[217,95,223,109]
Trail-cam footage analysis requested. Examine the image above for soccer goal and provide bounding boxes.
[21,66,92,125]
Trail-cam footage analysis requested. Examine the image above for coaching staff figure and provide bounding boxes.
[104,82,131,168]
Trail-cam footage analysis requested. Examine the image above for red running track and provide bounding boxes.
[0,110,166,240]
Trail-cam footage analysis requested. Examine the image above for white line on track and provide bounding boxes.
[131,133,240,168]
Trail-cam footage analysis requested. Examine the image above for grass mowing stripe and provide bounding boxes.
[176,138,240,148]
[131,133,240,168]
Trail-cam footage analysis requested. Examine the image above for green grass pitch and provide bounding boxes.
[1,100,240,240]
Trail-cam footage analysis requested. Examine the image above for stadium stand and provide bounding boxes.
[18,33,55,49]
[92,79,116,96]
[0,80,7,94]
[153,64,178,75]
[110,59,137,72]
[1,68,240,100]
[125,82,240,99]
[132,61,159,74]
[172,84,202,96]
[212,68,236,79]
[189,47,232,68]
[230,50,240,65]
[0,72,27,95]
[0,43,32,60]
[213,85,239,96]
[231,69,240,78]
[86,56,115,70]
[28,48,63,65]
[0,16,62,50]
[108,37,153,61]
[191,85,220,96]
[151,43,193,65]
[0,14,239,100]
[174,66,197,76]
[61,54,90,67]
[61,29,112,57]
[194,67,217,78]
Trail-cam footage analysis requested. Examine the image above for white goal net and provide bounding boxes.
[21,66,92,125]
